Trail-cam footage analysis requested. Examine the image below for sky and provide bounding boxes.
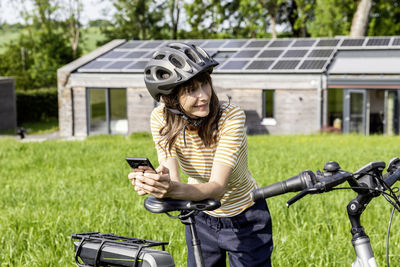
[1,0,116,25]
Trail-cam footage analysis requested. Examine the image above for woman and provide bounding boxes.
[128,42,273,266]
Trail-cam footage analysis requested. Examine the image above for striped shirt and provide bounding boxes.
[150,103,258,217]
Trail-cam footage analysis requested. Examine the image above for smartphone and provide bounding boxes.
[126,157,156,171]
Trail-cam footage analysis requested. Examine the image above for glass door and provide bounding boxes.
[87,88,127,135]
[343,89,367,134]
[110,89,128,134]
[88,88,108,134]
[385,90,400,136]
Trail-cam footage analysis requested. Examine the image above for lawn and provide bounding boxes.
[0,118,59,136]
[0,133,399,266]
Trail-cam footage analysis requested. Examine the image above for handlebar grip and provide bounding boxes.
[251,171,316,202]
[251,181,287,201]
[383,167,400,187]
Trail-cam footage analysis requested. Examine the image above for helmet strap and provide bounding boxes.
[165,107,204,146]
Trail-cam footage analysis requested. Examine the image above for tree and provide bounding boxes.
[307,0,357,37]
[226,0,269,38]
[350,0,372,37]
[100,0,167,43]
[64,0,83,59]
[169,0,181,40]
[0,0,77,90]
[184,0,225,39]
[184,0,271,39]
[261,0,287,38]
[282,0,316,37]
[368,0,400,36]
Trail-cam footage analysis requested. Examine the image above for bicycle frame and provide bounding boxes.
[348,194,378,267]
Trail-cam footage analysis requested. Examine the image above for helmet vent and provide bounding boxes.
[185,50,198,63]
[154,54,165,60]
[156,69,171,80]
[169,55,184,68]
[195,46,209,59]
[169,45,181,50]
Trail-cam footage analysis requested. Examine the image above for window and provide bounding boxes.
[87,88,128,135]
[262,90,276,126]
[328,89,343,130]
[263,90,275,118]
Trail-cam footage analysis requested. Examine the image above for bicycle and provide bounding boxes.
[72,157,400,267]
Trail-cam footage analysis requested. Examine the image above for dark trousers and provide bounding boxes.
[185,200,273,267]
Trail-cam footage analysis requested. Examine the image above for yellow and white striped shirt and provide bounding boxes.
[151,103,258,217]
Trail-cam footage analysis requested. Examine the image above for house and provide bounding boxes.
[57,37,400,137]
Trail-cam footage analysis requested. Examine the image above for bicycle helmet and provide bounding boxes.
[144,42,219,101]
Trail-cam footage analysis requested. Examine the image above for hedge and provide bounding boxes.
[16,87,58,124]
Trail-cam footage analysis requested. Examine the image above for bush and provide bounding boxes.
[16,88,58,124]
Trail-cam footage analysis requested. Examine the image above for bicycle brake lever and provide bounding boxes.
[286,187,319,208]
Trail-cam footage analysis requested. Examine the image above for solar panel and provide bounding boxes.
[205,50,217,57]
[186,40,206,46]
[123,51,148,59]
[105,61,133,69]
[213,51,235,59]
[341,39,364,46]
[141,52,154,58]
[233,50,259,58]
[308,49,333,58]
[366,38,390,46]
[140,41,165,49]
[118,41,142,49]
[78,37,400,74]
[259,50,284,58]
[316,39,340,47]
[203,40,226,48]
[80,60,113,70]
[246,60,274,70]
[214,59,227,69]
[125,61,148,69]
[298,60,327,69]
[246,40,269,48]
[220,60,249,70]
[100,51,129,59]
[393,38,400,46]
[272,60,300,70]
[269,40,293,47]
[283,50,308,58]
[223,40,247,48]
[292,39,316,47]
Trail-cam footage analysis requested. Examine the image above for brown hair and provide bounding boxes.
[159,72,222,154]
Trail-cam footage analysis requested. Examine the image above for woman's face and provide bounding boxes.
[178,80,212,118]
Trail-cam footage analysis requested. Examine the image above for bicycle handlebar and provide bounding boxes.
[251,158,400,206]
[250,171,316,201]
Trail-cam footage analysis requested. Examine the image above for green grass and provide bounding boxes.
[0,118,59,136]
[21,118,59,135]
[0,134,400,266]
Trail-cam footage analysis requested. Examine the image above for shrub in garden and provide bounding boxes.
[16,87,58,124]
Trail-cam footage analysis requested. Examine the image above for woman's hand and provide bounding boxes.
[128,166,154,196]
[128,165,172,198]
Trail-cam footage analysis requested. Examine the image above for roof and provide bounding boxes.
[328,50,400,74]
[75,36,400,75]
